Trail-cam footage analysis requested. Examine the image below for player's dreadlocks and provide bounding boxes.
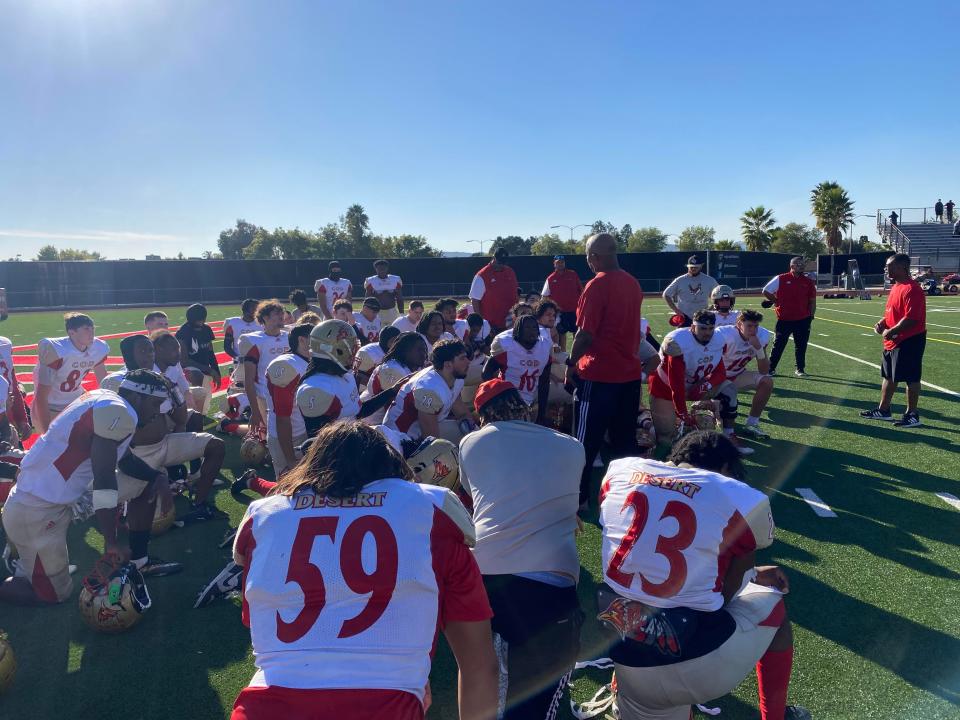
[477,386,531,424]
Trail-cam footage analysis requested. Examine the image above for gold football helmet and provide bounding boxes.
[0,630,15,693]
[407,437,460,491]
[239,428,268,467]
[78,557,152,634]
[152,501,176,536]
[309,320,359,371]
[710,284,736,309]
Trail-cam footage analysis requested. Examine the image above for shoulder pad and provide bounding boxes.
[490,334,509,356]
[38,338,61,366]
[100,371,125,394]
[745,496,775,550]
[238,334,257,356]
[378,364,404,388]
[92,400,136,441]
[354,348,378,373]
[661,334,684,357]
[267,358,300,389]
[757,327,772,347]
[296,383,336,418]
[93,338,110,359]
[413,387,444,414]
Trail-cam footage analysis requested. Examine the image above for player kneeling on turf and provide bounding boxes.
[229,421,498,720]
[0,371,173,605]
[714,309,774,439]
[598,431,810,720]
[649,310,753,455]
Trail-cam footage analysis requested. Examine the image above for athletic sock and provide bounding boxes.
[248,475,277,497]
[756,646,793,720]
[129,530,150,562]
[747,416,760,426]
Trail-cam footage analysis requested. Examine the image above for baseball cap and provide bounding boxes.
[554,255,565,261]
[474,379,516,413]
[687,255,703,267]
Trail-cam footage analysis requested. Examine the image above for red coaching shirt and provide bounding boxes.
[766,272,816,321]
[469,263,519,329]
[575,270,644,383]
[542,269,584,312]
[883,279,926,350]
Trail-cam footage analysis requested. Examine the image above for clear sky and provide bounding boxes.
[1,1,957,259]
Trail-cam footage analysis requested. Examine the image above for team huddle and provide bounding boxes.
[0,243,816,720]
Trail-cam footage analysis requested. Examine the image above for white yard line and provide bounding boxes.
[818,305,960,331]
[796,488,837,517]
[806,341,960,398]
[935,493,960,511]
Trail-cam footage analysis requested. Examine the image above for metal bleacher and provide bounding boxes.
[876,206,960,272]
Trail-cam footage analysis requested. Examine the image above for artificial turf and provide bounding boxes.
[0,295,957,719]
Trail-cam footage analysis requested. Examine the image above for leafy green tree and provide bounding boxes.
[342,204,373,256]
[626,227,668,253]
[740,206,776,251]
[243,229,281,259]
[714,239,740,251]
[218,219,261,260]
[676,225,716,251]
[531,233,566,256]
[618,224,633,251]
[272,227,316,259]
[489,235,535,256]
[811,182,854,254]
[35,245,59,261]
[770,223,826,257]
[379,234,441,258]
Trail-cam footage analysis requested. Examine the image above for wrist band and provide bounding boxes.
[92,488,120,511]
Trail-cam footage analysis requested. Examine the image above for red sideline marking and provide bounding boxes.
[12,321,225,352]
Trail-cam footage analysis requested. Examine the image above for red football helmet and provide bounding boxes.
[669,313,686,327]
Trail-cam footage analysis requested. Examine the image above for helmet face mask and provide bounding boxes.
[406,437,460,491]
[309,320,360,371]
[710,284,735,311]
[240,428,268,467]
[79,560,152,634]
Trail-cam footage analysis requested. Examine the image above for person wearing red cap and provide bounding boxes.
[566,233,644,507]
[460,379,584,720]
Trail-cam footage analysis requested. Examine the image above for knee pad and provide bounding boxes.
[717,382,738,420]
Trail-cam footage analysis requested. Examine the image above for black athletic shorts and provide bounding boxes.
[881,332,926,384]
[556,311,577,335]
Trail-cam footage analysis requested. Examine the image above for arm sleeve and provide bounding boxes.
[707,360,726,388]
[468,274,485,301]
[664,353,688,415]
[268,379,299,418]
[762,276,780,294]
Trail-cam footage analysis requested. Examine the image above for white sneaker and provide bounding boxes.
[741,423,769,440]
[728,435,755,455]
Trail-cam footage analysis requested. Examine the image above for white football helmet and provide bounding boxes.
[309,320,359,371]
[78,558,152,634]
[406,437,460,491]
[710,284,736,310]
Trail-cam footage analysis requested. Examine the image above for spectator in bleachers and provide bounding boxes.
[946,200,955,222]
[935,199,944,223]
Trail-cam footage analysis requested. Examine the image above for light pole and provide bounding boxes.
[467,239,488,255]
[550,224,592,242]
[847,215,876,254]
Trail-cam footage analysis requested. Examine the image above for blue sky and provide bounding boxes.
[1,1,957,259]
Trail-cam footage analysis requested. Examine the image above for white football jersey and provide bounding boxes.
[390,315,419,334]
[419,332,457,356]
[600,457,774,612]
[360,360,412,425]
[384,367,463,439]
[365,274,402,294]
[224,317,262,350]
[714,309,740,327]
[353,344,385,377]
[656,328,727,390]
[265,353,308,440]
[453,318,490,344]
[239,331,290,398]
[315,278,353,315]
[715,325,772,379]
[12,389,137,506]
[233,479,481,697]
[352,313,382,344]
[489,330,553,406]
[33,336,110,408]
[296,371,361,424]
[0,336,15,392]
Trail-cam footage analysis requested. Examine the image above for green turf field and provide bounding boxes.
[0,296,958,719]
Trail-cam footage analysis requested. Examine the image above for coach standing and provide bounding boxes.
[470,247,519,335]
[662,255,718,326]
[763,256,817,377]
[541,255,583,351]
[566,233,644,508]
[861,253,926,428]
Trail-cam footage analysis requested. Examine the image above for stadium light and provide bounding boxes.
[550,224,592,241]
[467,239,487,254]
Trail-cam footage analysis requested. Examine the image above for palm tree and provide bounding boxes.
[740,206,776,251]
[811,185,854,254]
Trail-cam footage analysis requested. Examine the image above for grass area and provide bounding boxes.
[1,295,959,719]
